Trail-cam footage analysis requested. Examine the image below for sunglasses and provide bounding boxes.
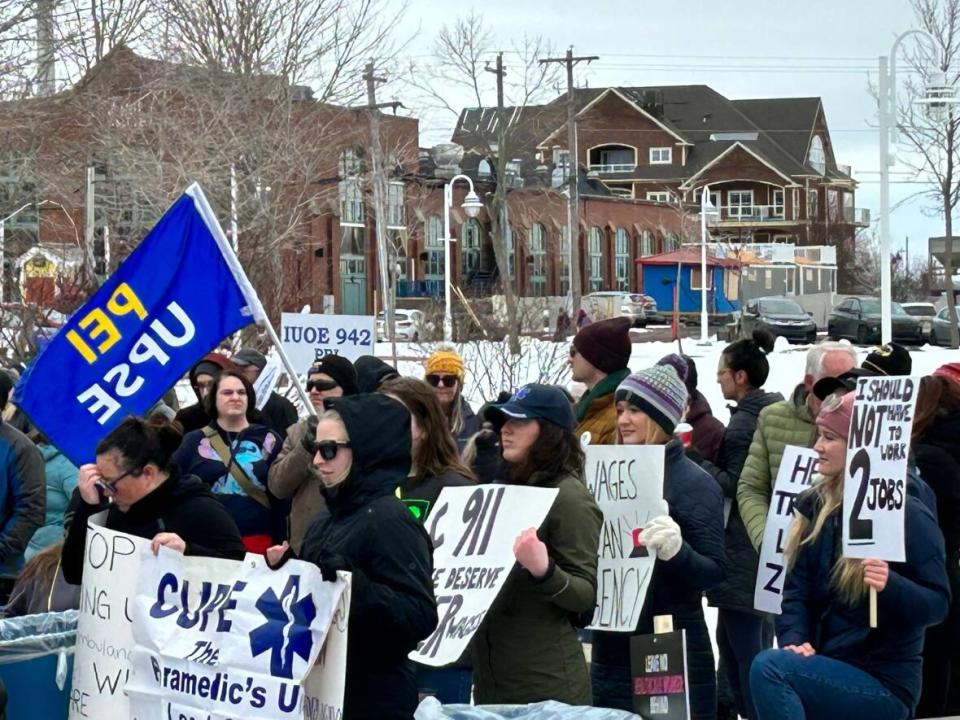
[307,379,339,392]
[96,466,141,494]
[426,374,458,388]
[308,439,351,461]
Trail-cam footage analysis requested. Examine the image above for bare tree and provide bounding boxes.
[892,0,960,347]
[404,13,562,353]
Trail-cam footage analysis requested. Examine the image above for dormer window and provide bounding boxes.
[649,147,672,165]
[808,136,826,174]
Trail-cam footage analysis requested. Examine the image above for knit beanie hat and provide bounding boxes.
[426,348,466,381]
[573,316,632,375]
[862,342,912,376]
[615,363,689,435]
[816,390,855,440]
[309,355,359,396]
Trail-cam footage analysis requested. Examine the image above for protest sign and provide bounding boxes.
[410,484,559,667]
[630,629,690,720]
[15,184,264,465]
[842,376,918,563]
[254,355,283,411]
[126,549,344,720]
[280,313,375,373]
[302,572,351,720]
[754,445,819,614]
[584,445,665,632]
[69,514,145,720]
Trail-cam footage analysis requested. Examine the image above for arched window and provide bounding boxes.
[615,228,630,291]
[504,225,516,278]
[641,230,654,257]
[478,158,493,179]
[339,147,363,177]
[529,223,547,297]
[425,216,443,279]
[559,225,571,296]
[808,135,826,174]
[461,219,482,276]
[588,227,604,292]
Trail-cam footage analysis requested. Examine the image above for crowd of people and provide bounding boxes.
[0,319,956,720]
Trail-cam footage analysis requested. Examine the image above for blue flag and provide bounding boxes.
[14,184,265,465]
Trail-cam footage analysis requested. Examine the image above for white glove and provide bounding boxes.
[642,514,683,561]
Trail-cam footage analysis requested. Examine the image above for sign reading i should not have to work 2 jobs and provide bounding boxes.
[280,313,375,373]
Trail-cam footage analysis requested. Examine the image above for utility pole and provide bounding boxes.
[485,52,505,110]
[540,47,598,315]
[363,61,402,361]
[36,0,56,96]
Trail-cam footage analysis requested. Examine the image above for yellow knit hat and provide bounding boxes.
[425,349,466,380]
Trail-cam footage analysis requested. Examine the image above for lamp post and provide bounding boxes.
[699,185,719,344]
[443,174,483,342]
[0,203,34,304]
[878,30,958,344]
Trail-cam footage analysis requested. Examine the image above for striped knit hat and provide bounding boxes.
[615,362,689,435]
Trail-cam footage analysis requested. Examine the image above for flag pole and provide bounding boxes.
[186,184,314,416]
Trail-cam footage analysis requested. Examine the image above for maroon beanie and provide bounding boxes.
[573,316,632,375]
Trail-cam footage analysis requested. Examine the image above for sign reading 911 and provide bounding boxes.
[410,484,559,667]
[280,312,375,373]
[842,376,918,563]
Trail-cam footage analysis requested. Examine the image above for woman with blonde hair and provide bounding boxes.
[750,391,950,720]
[424,348,477,450]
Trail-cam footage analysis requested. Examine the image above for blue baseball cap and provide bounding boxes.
[483,383,575,432]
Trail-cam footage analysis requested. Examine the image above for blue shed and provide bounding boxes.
[637,247,740,314]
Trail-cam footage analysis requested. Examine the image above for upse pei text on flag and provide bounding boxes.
[14,184,265,465]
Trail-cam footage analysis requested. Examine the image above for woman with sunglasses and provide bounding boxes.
[61,415,245,585]
[470,384,602,706]
[266,394,437,720]
[590,361,725,717]
[424,348,477,451]
[172,370,283,554]
[268,356,358,551]
[750,391,950,720]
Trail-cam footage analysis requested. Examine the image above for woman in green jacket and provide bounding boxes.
[471,384,602,705]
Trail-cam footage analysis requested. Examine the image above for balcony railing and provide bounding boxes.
[836,163,852,177]
[842,207,871,226]
[397,279,443,298]
[588,163,637,173]
[706,204,790,224]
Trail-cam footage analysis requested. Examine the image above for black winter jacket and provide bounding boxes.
[61,469,246,585]
[701,389,783,611]
[779,486,950,714]
[300,394,438,720]
[259,392,298,440]
[592,440,726,717]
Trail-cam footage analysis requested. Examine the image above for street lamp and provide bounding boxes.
[878,30,959,344]
[0,203,34,303]
[699,184,719,344]
[443,174,482,342]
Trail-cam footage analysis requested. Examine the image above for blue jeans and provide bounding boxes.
[750,649,908,720]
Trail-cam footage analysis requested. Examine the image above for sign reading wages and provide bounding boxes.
[584,445,664,632]
[410,484,558,667]
[843,376,918,562]
[280,313,375,373]
[754,446,819,614]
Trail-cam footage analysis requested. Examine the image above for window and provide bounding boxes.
[764,270,773,290]
[649,147,672,164]
[560,226,570,296]
[504,225,517,278]
[552,149,570,187]
[646,191,671,203]
[387,182,405,228]
[691,266,712,290]
[340,179,364,225]
[807,189,819,220]
[728,190,754,218]
[695,188,720,210]
[786,268,795,294]
[772,189,785,218]
[389,229,407,280]
[588,227,604,292]
[665,233,681,252]
[478,158,493,179]
[808,136,826,174]
[529,223,547,297]
[805,268,814,282]
[461,219,482,276]
[615,228,630,291]
[339,147,363,177]
[425,215,444,279]
[340,226,366,256]
[589,145,636,172]
[641,230,654,257]
[827,189,840,222]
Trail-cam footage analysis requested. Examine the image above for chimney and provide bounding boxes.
[36,0,56,96]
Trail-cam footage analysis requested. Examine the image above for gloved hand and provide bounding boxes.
[300,415,320,455]
[316,552,351,582]
[642,514,683,562]
[473,426,500,450]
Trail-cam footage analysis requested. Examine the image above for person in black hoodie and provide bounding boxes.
[62,416,245,585]
[174,353,237,433]
[353,355,399,394]
[591,361,725,717]
[693,330,781,720]
[267,394,437,720]
[751,391,950,720]
[912,372,960,718]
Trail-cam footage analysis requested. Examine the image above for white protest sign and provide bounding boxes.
[410,484,559,667]
[69,513,146,720]
[254,355,284,410]
[302,571,351,719]
[126,548,345,720]
[584,445,664,632]
[280,313,375,373]
[754,445,819,614]
[842,376,918,562]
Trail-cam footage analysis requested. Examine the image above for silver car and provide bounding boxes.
[930,306,960,346]
[901,302,937,339]
[376,308,426,342]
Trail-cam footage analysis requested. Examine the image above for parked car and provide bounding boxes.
[901,302,937,339]
[827,297,923,345]
[637,294,664,324]
[739,296,817,344]
[930,305,960,346]
[376,308,427,342]
[583,292,648,327]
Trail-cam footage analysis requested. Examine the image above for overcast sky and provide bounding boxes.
[396,0,939,262]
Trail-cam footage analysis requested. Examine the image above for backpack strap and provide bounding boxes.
[202,426,270,508]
